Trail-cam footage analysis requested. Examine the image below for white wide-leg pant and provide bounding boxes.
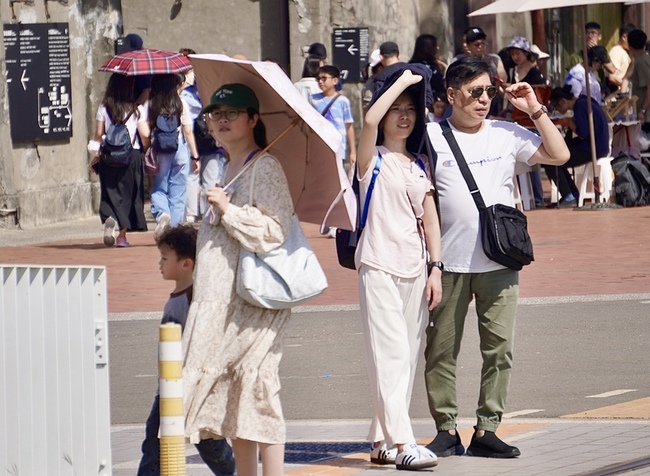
[358,264,428,448]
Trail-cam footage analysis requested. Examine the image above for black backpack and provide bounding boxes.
[193,114,217,155]
[611,153,650,207]
[100,109,137,167]
[153,113,179,153]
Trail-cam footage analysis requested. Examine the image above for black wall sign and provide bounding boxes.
[3,23,73,142]
[114,37,130,55]
[332,28,369,83]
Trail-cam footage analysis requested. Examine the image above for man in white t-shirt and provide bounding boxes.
[424,57,569,459]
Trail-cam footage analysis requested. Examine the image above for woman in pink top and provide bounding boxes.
[355,68,443,470]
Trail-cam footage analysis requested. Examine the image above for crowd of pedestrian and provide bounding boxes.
[89,22,650,474]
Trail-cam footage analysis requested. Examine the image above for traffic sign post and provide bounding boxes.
[332,28,369,83]
[3,23,73,142]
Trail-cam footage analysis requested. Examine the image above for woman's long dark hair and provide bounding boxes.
[102,74,137,123]
[247,107,268,149]
[301,55,322,79]
[148,74,183,129]
[409,34,439,66]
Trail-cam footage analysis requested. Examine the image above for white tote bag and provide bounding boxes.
[236,159,328,309]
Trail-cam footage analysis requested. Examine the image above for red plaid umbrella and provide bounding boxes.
[98,48,192,76]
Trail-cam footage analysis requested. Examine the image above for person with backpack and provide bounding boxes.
[89,73,148,247]
[140,73,200,239]
[179,49,227,223]
[355,67,442,471]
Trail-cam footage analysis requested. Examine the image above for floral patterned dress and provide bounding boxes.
[183,154,293,445]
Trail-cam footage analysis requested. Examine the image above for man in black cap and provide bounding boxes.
[370,41,407,97]
[369,41,436,110]
[453,27,506,117]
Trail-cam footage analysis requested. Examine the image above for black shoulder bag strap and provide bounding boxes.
[320,93,341,117]
[439,120,487,213]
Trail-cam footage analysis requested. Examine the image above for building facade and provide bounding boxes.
[0,0,645,228]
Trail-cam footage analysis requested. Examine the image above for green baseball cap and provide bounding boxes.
[201,83,260,114]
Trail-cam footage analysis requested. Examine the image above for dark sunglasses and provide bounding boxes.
[467,85,498,99]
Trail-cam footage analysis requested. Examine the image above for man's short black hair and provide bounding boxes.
[445,56,492,90]
[620,23,637,37]
[585,21,601,31]
[379,41,400,57]
[628,29,648,50]
[319,65,340,79]
[157,224,197,261]
[550,85,574,107]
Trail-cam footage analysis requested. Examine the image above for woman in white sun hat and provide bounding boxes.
[506,36,546,86]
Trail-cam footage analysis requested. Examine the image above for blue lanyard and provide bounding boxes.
[359,151,383,229]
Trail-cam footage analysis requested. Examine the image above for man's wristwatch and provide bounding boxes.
[428,261,444,273]
[191,156,200,161]
[529,105,548,121]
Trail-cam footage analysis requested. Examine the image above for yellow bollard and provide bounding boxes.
[159,323,186,476]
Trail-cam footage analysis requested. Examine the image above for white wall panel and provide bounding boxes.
[0,265,111,475]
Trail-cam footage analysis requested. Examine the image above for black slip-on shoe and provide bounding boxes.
[466,428,520,458]
[425,430,465,457]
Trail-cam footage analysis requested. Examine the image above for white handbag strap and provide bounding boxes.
[248,159,258,205]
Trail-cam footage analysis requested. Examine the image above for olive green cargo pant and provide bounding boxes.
[424,268,519,432]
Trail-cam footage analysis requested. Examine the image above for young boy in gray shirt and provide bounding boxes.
[138,225,235,475]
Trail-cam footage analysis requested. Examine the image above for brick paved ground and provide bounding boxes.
[1,205,649,313]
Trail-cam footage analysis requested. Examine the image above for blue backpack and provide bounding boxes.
[153,113,179,153]
[100,109,137,167]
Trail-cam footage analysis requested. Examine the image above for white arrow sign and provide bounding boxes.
[347,45,358,55]
[20,69,29,91]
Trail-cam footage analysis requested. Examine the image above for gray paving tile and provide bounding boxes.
[109,419,650,475]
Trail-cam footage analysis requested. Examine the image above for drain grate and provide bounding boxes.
[284,441,369,464]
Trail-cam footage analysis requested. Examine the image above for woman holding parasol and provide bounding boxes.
[182,83,293,476]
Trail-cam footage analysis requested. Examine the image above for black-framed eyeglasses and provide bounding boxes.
[206,109,246,121]
[467,85,498,99]
[317,76,333,82]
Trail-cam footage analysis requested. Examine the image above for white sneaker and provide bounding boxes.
[370,442,397,465]
[154,213,171,240]
[103,217,116,247]
[395,444,438,471]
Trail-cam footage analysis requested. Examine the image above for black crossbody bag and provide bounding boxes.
[440,120,533,271]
